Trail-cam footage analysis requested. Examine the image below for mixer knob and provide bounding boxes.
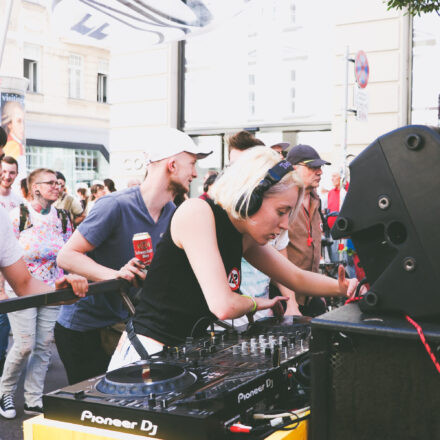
[200,348,208,357]
[148,393,156,407]
[232,345,240,355]
[160,398,169,409]
[241,342,249,354]
[265,347,272,357]
[209,345,216,354]
[272,344,281,367]
[203,340,210,349]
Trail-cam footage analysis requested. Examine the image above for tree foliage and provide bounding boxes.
[386,0,440,15]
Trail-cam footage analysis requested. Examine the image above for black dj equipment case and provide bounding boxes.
[310,304,440,440]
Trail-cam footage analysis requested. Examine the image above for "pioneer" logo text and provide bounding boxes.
[80,410,158,436]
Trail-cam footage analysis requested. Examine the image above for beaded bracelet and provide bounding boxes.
[242,295,257,313]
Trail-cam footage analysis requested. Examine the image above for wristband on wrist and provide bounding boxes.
[242,295,257,313]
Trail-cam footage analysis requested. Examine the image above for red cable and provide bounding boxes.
[345,298,440,373]
[406,315,440,374]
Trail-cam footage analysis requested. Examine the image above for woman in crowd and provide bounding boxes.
[0,168,73,418]
[76,187,88,211]
[108,147,360,369]
[103,178,116,194]
[85,183,106,216]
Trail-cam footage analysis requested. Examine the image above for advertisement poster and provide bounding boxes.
[0,92,26,183]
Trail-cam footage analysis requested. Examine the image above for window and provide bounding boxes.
[97,73,107,103]
[248,72,256,117]
[97,59,109,103]
[26,146,45,170]
[23,44,40,93]
[24,59,38,92]
[69,54,82,99]
[290,69,296,114]
[289,0,296,25]
[75,149,99,172]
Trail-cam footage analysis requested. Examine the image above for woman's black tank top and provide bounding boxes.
[133,198,242,347]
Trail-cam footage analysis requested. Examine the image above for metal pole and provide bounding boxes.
[0,0,13,71]
[342,45,349,183]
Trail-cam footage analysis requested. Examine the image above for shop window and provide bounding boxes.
[75,149,99,172]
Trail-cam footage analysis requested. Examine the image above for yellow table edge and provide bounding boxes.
[23,412,308,440]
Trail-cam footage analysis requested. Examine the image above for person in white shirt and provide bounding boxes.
[0,156,21,212]
[0,141,88,419]
[0,156,23,377]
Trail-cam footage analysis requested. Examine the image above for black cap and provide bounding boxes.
[286,144,331,167]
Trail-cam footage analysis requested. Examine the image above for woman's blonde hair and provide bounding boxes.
[209,146,304,220]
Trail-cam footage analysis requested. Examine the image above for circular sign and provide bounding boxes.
[354,50,369,89]
[227,268,240,291]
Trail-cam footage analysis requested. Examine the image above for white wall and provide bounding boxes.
[108,42,179,188]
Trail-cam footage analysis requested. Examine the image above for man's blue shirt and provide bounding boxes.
[57,186,175,331]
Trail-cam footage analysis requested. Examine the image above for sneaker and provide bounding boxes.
[24,403,43,415]
[0,394,16,419]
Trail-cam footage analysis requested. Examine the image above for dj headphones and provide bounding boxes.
[235,159,293,217]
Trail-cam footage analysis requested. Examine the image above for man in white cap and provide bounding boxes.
[270,142,290,157]
[55,128,212,384]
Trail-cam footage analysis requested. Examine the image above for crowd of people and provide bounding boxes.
[0,125,361,420]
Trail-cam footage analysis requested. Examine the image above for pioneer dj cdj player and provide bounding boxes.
[43,316,311,440]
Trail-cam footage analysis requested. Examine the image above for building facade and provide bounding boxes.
[0,0,110,193]
[2,1,438,194]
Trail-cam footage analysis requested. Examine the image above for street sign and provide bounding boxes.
[354,50,369,89]
[354,86,368,122]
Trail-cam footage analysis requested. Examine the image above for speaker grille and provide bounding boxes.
[326,333,440,440]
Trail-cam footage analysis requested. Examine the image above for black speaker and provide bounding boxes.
[310,304,440,440]
[331,125,440,318]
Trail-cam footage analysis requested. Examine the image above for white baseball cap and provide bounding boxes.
[146,128,213,163]
[270,142,290,151]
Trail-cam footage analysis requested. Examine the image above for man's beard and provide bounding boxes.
[167,180,188,197]
[0,181,13,190]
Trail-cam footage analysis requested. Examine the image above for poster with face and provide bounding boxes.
[0,92,25,159]
[1,93,27,188]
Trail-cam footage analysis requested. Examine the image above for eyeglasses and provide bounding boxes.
[36,180,61,187]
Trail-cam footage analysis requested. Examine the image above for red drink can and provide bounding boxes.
[133,232,154,267]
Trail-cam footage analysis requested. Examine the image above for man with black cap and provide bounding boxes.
[286,144,331,317]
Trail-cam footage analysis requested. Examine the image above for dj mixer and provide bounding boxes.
[44,316,311,440]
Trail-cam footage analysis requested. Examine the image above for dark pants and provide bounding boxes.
[54,322,111,385]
